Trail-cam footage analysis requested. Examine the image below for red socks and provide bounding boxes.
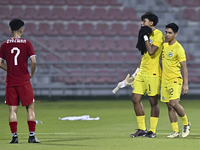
[9,121,17,133]
[28,121,36,132]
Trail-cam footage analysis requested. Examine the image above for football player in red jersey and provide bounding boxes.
[0,19,40,143]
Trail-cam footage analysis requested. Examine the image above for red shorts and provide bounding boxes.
[5,83,35,106]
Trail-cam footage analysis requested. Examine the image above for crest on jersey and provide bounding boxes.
[149,37,153,44]
[168,50,173,57]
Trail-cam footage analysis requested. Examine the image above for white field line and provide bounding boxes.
[6,133,75,135]
[5,133,200,135]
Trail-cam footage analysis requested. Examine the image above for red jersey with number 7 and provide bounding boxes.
[0,37,36,87]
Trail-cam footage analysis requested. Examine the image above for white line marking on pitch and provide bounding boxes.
[6,133,76,135]
[157,133,200,135]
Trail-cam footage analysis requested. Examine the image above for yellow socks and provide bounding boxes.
[180,114,189,126]
[171,122,179,133]
[136,116,146,131]
[150,117,159,133]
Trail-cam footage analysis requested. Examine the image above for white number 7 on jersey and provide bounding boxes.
[11,47,20,65]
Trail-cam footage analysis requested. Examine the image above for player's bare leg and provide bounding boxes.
[9,106,18,143]
[143,95,159,138]
[169,99,191,138]
[26,102,40,143]
[130,93,147,137]
[166,102,180,138]
[149,95,159,117]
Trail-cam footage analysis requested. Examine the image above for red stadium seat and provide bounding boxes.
[88,38,103,51]
[115,38,132,51]
[48,38,61,51]
[183,8,198,21]
[52,0,66,5]
[45,54,59,61]
[35,23,51,36]
[84,70,97,84]
[107,8,122,20]
[35,38,48,46]
[111,23,124,35]
[122,8,139,21]
[38,0,52,5]
[80,0,95,6]
[66,8,79,20]
[0,22,10,36]
[74,38,88,51]
[181,0,200,6]
[66,0,80,5]
[97,53,110,61]
[84,53,97,68]
[102,38,117,51]
[23,0,38,4]
[60,39,75,51]
[98,69,117,83]
[51,23,66,36]
[37,7,51,20]
[81,23,100,36]
[110,54,124,62]
[66,23,81,35]
[23,23,37,35]
[130,38,138,51]
[24,7,38,19]
[109,0,122,6]
[165,0,180,7]
[92,8,107,20]
[70,53,84,61]
[78,8,93,20]
[124,53,139,62]
[11,7,25,19]
[10,0,24,5]
[96,23,116,36]
[0,7,11,19]
[95,0,109,6]
[0,0,10,5]
[51,8,66,20]
[122,23,139,36]
[65,69,82,84]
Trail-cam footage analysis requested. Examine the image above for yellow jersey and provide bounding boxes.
[138,29,164,77]
[162,41,186,82]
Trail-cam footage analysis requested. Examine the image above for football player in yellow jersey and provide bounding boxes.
[130,12,164,138]
[161,23,191,138]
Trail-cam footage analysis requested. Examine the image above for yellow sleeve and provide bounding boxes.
[178,46,186,62]
[152,31,164,48]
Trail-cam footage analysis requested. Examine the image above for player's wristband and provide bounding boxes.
[143,35,148,41]
[131,68,140,78]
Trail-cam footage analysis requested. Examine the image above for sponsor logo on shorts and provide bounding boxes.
[132,87,135,91]
[162,96,165,100]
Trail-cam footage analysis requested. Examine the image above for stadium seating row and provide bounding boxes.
[165,0,200,7]
[0,0,122,6]
[0,7,139,21]
[0,22,139,37]
[41,53,140,62]
[35,38,138,52]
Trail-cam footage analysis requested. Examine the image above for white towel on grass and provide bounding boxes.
[59,115,100,121]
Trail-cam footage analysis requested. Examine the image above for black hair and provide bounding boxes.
[141,12,158,26]
[9,18,24,31]
[165,23,179,33]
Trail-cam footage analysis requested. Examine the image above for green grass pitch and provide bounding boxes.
[0,98,200,150]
